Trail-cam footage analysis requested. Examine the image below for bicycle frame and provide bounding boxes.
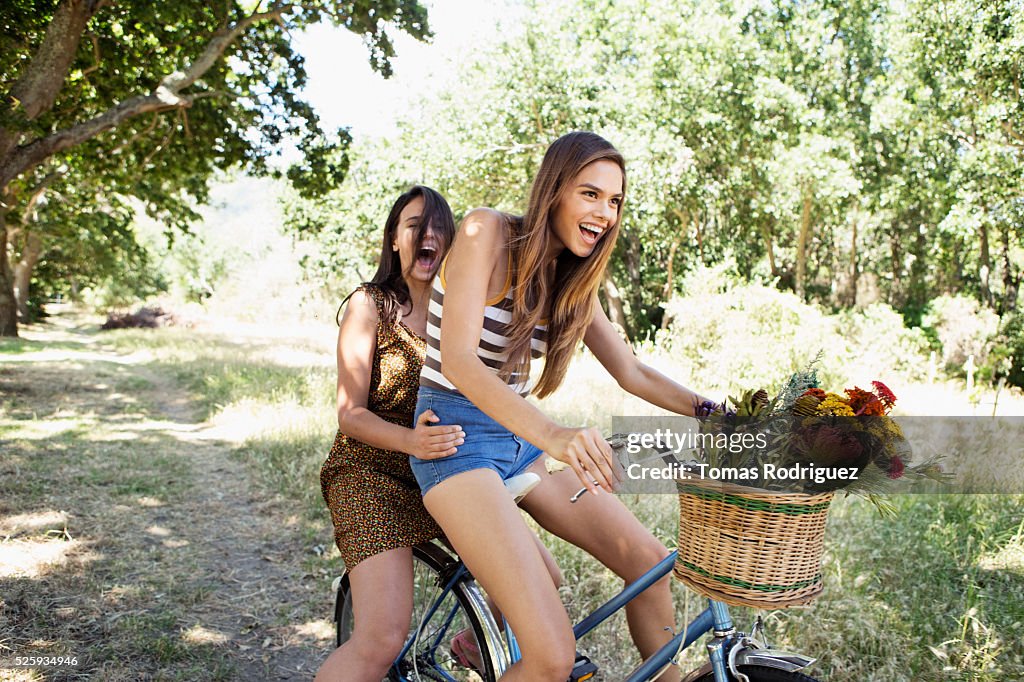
[394,560,505,679]
[504,551,735,681]
[395,548,814,681]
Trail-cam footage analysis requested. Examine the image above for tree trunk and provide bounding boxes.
[795,185,813,300]
[621,229,646,327]
[665,209,689,299]
[0,0,93,165]
[979,219,992,307]
[14,232,43,321]
[1001,222,1020,314]
[847,216,859,307]
[695,211,705,265]
[889,224,902,306]
[760,219,778,278]
[0,209,19,336]
[602,272,630,342]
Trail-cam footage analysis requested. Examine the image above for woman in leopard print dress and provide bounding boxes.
[315,186,558,681]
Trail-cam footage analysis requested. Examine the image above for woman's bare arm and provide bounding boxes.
[583,298,711,416]
[336,290,463,459]
[439,210,617,492]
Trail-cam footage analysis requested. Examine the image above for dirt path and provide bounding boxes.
[0,316,333,680]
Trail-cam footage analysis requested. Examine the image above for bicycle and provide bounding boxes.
[331,478,823,682]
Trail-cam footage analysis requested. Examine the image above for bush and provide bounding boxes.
[657,265,931,395]
[922,295,999,375]
[834,303,932,383]
[993,309,1024,388]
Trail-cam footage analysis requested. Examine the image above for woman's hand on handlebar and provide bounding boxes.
[545,426,622,494]
[407,409,465,460]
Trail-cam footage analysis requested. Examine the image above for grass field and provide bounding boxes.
[2,311,1022,680]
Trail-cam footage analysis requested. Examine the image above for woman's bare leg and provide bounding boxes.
[424,468,576,681]
[520,460,681,682]
[314,547,414,681]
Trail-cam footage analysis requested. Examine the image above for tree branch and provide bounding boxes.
[1001,120,1024,149]
[22,167,67,226]
[156,6,290,95]
[139,119,179,169]
[0,1,96,164]
[109,114,160,156]
[1,94,176,188]
[0,3,287,190]
[5,1,94,120]
[81,31,101,77]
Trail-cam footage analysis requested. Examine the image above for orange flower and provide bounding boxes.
[846,387,885,416]
[801,387,827,401]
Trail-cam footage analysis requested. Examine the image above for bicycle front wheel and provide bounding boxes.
[334,542,501,682]
[692,664,822,681]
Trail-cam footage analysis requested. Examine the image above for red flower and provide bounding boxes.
[846,387,885,416]
[887,456,905,479]
[871,381,897,411]
[801,388,827,401]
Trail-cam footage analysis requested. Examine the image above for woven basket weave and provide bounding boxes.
[673,480,833,609]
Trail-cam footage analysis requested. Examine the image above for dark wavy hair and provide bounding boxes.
[338,185,456,327]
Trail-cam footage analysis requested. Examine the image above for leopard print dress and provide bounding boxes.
[319,284,443,568]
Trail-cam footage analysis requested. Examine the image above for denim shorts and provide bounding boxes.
[411,386,544,496]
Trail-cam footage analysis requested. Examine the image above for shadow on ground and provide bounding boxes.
[1,316,334,680]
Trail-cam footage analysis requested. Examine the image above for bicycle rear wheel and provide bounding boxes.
[334,542,501,681]
[691,664,821,681]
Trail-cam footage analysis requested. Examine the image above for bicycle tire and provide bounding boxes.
[334,542,500,682]
[691,663,822,681]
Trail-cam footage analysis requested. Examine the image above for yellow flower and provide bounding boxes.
[815,394,856,417]
[866,418,900,439]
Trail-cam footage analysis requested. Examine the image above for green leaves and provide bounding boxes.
[0,0,432,331]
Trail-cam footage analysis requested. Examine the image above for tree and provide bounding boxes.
[286,0,1024,339]
[0,0,431,336]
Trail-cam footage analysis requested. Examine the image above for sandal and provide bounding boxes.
[449,627,483,672]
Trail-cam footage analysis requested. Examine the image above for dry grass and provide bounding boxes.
[0,314,335,680]
[4,308,1022,681]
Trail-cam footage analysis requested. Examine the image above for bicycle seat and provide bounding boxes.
[504,472,541,503]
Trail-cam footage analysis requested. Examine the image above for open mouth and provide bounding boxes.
[579,223,604,245]
[416,245,438,271]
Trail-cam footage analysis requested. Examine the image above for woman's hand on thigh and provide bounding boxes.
[407,409,465,460]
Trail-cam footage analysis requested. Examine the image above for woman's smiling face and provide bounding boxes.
[392,196,441,283]
[549,159,624,259]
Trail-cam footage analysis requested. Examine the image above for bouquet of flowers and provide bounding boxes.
[690,361,947,514]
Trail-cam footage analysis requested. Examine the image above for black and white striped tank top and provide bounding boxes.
[421,257,548,396]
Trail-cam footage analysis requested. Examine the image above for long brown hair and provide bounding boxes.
[338,185,456,327]
[502,132,626,398]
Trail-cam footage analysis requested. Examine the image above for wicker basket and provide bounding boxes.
[673,479,833,609]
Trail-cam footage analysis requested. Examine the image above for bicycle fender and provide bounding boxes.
[680,648,816,682]
[733,646,815,673]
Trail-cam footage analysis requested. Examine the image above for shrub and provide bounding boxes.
[922,295,999,375]
[992,309,1024,388]
[100,306,179,330]
[657,265,931,395]
[835,303,932,383]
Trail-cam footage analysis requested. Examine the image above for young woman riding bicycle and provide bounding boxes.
[413,131,716,681]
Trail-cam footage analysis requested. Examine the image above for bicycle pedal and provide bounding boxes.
[568,653,598,682]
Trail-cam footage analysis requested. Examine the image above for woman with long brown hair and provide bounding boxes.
[412,131,714,680]
[316,185,559,681]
